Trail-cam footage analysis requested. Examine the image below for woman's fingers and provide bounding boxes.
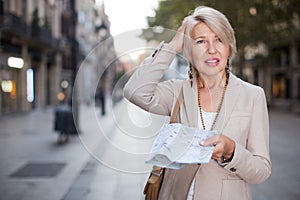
[200,134,235,160]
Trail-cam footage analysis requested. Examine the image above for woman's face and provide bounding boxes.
[190,22,230,78]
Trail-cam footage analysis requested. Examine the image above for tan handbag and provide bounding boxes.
[143,89,183,200]
[143,166,165,200]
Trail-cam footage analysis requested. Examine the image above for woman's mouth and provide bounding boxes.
[205,58,220,66]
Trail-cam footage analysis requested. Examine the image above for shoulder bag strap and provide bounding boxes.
[170,88,183,124]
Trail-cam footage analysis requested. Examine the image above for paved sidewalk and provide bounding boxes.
[0,103,112,200]
[0,99,165,200]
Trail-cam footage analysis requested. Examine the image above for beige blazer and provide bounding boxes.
[124,42,271,200]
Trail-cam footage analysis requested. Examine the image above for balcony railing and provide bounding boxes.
[0,12,72,52]
[31,25,54,48]
[0,12,29,38]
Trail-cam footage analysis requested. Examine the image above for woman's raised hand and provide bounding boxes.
[168,16,192,53]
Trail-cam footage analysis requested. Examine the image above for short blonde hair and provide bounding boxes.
[183,6,236,65]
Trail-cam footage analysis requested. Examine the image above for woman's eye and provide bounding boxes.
[217,38,222,43]
[196,40,205,44]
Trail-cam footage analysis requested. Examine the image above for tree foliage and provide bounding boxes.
[146,0,300,51]
[147,0,200,29]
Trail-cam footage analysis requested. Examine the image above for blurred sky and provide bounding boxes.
[96,0,159,36]
[95,0,160,60]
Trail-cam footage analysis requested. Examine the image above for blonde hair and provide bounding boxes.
[183,6,236,67]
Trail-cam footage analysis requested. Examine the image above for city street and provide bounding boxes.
[1,1,299,199]
[0,99,299,200]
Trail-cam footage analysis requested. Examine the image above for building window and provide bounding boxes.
[272,46,290,67]
[34,0,38,7]
[22,0,27,20]
[298,77,300,100]
[298,46,300,65]
[272,75,287,99]
[3,0,9,12]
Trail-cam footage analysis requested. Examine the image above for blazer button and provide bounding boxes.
[152,49,158,57]
[230,167,237,172]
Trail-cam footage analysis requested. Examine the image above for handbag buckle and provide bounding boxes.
[151,168,163,177]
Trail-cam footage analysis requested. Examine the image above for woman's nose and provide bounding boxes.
[207,41,217,54]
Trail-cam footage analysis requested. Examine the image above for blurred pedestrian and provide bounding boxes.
[124,6,271,200]
[96,85,106,116]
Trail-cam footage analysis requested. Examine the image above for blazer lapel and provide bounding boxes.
[214,73,241,134]
[181,81,199,128]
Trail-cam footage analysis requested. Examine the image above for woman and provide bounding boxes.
[124,6,271,200]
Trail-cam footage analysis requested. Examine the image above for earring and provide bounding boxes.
[188,64,193,80]
[226,59,230,84]
[226,59,232,72]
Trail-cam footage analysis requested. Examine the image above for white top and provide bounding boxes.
[187,109,216,200]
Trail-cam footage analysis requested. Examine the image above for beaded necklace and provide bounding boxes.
[197,72,229,130]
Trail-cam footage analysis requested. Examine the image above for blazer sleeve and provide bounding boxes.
[123,42,178,116]
[224,87,271,184]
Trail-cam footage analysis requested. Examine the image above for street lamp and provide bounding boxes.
[8,57,24,69]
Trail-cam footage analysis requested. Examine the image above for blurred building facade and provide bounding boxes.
[0,0,118,115]
[77,2,118,106]
[235,31,300,113]
[0,0,60,114]
[269,41,300,112]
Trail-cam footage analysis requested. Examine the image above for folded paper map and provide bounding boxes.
[146,123,218,169]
